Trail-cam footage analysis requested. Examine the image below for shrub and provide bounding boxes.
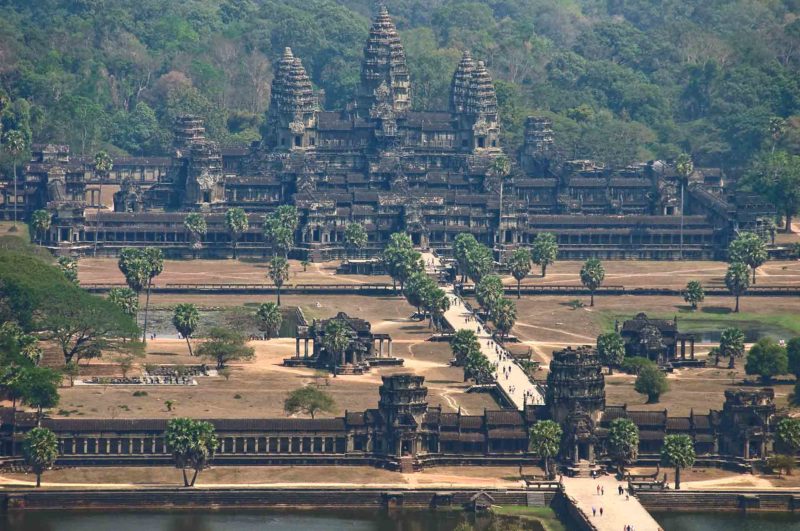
[620,357,657,375]
[766,454,795,476]
[233,394,242,399]
[132,390,148,397]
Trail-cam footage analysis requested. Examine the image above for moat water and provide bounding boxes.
[4,509,800,531]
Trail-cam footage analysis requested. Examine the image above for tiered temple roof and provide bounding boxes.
[450,51,475,113]
[359,5,410,114]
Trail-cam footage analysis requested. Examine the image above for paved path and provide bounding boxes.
[562,476,662,531]
[421,252,544,408]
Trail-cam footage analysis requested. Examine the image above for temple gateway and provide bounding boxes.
[0,8,774,260]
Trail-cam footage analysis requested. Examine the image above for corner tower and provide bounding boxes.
[465,61,501,152]
[263,47,317,151]
[357,6,411,117]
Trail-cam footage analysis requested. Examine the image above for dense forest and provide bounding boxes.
[1,0,799,172]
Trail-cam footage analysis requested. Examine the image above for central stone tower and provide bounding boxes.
[357,6,411,117]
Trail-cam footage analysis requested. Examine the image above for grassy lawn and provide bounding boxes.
[492,506,565,531]
[596,306,800,337]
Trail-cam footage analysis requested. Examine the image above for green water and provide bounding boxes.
[0,509,550,531]
[654,511,800,530]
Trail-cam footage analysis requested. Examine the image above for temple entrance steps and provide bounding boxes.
[400,455,415,474]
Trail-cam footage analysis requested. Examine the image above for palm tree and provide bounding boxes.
[3,130,26,230]
[92,151,113,256]
[184,213,207,259]
[172,303,200,356]
[492,298,517,340]
[580,258,605,307]
[675,153,693,260]
[256,302,282,340]
[344,222,368,259]
[224,207,249,259]
[322,318,351,377]
[506,248,531,298]
[725,262,750,313]
[268,256,290,306]
[30,209,51,244]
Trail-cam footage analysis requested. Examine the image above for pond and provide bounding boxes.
[654,511,800,530]
[0,509,544,531]
[688,322,793,343]
[140,307,300,339]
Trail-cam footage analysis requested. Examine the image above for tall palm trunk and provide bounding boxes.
[185,335,193,356]
[675,466,681,490]
[734,294,740,313]
[142,281,152,342]
[12,165,17,228]
[36,472,41,488]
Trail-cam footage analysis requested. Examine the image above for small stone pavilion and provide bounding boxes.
[618,313,699,368]
[286,312,400,375]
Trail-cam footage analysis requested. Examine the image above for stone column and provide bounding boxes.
[305,339,309,358]
[690,338,695,360]
[379,339,384,357]
[296,338,301,358]
[744,438,750,459]
[388,339,393,358]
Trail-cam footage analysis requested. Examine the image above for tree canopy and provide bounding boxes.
[284,385,336,419]
[1,0,797,175]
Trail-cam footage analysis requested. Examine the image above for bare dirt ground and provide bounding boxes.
[50,294,497,420]
[78,257,392,286]
[629,466,800,489]
[505,294,800,415]
[502,259,800,289]
[0,465,535,489]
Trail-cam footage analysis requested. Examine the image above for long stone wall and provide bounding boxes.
[0,487,541,512]
[637,490,800,513]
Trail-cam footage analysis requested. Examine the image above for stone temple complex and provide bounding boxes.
[0,7,775,260]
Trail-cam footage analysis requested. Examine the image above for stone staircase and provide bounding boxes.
[399,456,415,474]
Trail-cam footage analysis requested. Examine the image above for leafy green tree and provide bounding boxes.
[787,337,800,379]
[284,385,336,419]
[719,328,745,368]
[492,298,516,339]
[300,259,310,272]
[661,434,695,490]
[267,255,290,306]
[30,210,51,244]
[464,348,492,384]
[465,244,494,283]
[531,233,558,277]
[597,332,625,374]
[453,233,479,283]
[3,129,26,229]
[725,262,750,313]
[23,426,58,487]
[256,302,282,340]
[184,213,207,259]
[529,420,562,480]
[344,222,368,259]
[172,303,200,356]
[93,150,113,175]
[475,274,504,315]
[683,280,705,310]
[506,248,531,298]
[450,329,480,367]
[56,256,79,284]
[196,327,254,369]
[634,364,669,403]
[224,207,249,259]
[580,258,605,307]
[728,232,768,284]
[775,418,800,455]
[743,151,800,233]
[322,318,352,376]
[107,287,139,319]
[39,289,139,364]
[767,454,795,476]
[18,367,61,423]
[607,418,639,474]
[745,338,788,384]
[165,418,219,487]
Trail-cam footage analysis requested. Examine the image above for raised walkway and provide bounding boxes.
[421,252,544,408]
[562,475,662,531]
